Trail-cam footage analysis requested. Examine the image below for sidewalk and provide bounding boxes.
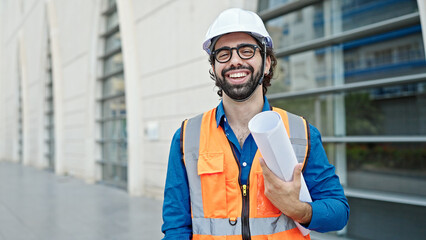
[0,161,352,240]
[0,161,164,240]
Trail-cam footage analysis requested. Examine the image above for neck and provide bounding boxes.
[222,87,264,129]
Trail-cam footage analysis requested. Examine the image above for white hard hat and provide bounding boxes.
[203,8,273,54]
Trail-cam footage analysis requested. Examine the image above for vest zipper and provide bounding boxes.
[227,140,251,240]
[241,183,250,240]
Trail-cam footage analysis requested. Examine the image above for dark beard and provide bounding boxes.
[215,65,262,101]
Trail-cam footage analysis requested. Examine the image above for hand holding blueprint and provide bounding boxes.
[248,111,311,236]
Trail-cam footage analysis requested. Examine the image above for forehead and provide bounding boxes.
[215,32,258,49]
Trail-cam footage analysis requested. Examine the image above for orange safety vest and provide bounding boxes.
[182,107,311,240]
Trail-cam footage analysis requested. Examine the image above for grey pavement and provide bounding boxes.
[0,161,164,240]
[0,161,353,240]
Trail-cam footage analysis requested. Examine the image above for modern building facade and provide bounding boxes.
[0,0,425,239]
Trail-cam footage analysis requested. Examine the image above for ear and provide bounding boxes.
[264,56,271,75]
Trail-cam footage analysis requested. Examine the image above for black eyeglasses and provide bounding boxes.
[212,44,261,63]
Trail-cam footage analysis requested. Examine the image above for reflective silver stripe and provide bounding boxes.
[291,138,307,145]
[192,215,297,236]
[287,112,308,164]
[250,215,297,236]
[193,217,241,236]
[184,114,204,218]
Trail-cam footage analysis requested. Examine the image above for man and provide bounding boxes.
[162,8,349,240]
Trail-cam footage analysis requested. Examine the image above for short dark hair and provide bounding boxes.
[209,46,277,97]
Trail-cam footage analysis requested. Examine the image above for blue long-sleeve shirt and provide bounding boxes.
[161,99,349,239]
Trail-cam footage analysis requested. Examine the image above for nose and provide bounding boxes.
[228,48,243,67]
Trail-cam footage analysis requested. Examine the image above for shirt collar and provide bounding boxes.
[216,96,271,128]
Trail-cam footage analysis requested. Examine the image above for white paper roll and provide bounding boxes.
[248,111,311,236]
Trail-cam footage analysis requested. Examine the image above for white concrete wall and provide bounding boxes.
[0,0,100,178]
[53,0,100,181]
[21,2,45,168]
[0,1,43,165]
[0,0,2,161]
[0,0,258,198]
[0,35,19,163]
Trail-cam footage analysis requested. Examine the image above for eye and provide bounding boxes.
[239,46,255,57]
[217,50,230,60]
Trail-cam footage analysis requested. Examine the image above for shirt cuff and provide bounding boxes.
[305,201,326,230]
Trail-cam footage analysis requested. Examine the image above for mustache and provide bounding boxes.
[221,65,254,77]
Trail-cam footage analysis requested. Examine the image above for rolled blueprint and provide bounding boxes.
[248,111,311,236]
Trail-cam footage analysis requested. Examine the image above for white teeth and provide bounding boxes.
[229,72,248,78]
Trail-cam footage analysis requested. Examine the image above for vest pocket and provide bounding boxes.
[198,152,227,218]
[225,177,240,219]
[255,172,282,217]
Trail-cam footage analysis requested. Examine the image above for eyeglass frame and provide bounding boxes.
[211,43,263,63]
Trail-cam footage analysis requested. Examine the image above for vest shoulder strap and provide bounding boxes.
[181,113,205,218]
[283,110,311,171]
[181,113,203,166]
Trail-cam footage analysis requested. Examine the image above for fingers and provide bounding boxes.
[260,158,303,186]
[293,163,303,184]
[259,158,278,182]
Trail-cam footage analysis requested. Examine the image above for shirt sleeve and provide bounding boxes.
[303,124,350,232]
[161,128,193,240]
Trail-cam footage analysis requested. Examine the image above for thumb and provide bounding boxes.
[259,158,273,177]
[293,163,303,184]
[259,158,269,172]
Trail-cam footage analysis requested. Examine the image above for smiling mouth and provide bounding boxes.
[228,72,248,78]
